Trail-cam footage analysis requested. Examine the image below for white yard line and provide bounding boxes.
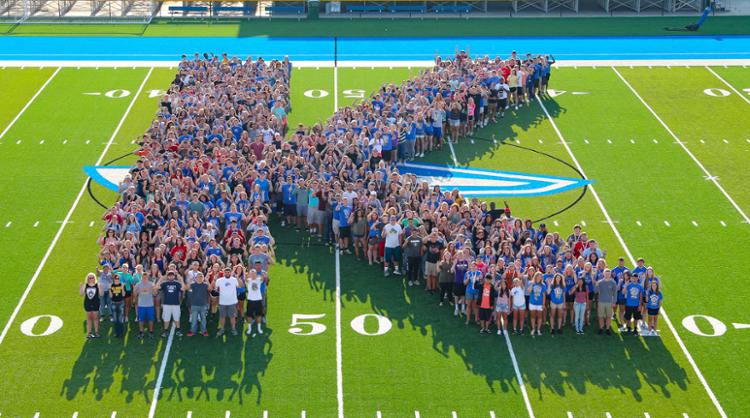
[705,66,750,106]
[0,67,153,346]
[335,249,344,418]
[447,141,459,166]
[503,331,535,418]
[148,325,175,418]
[333,65,339,112]
[613,67,750,225]
[0,67,61,141]
[536,96,728,418]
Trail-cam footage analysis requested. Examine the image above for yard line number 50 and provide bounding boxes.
[289,313,392,336]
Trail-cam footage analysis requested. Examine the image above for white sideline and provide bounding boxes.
[612,66,750,225]
[705,66,750,106]
[333,64,339,111]
[148,325,175,418]
[335,249,344,418]
[1,58,750,69]
[0,67,60,140]
[536,96,728,418]
[0,67,154,346]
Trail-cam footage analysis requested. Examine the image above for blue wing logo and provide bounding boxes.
[397,162,592,197]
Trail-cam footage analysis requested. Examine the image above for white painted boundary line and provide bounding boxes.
[148,324,175,418]
[333,64,339,111]
[335,249,344,418]
[447,141,459,166]
[705,66,750,106]
[536,95,728,418]
[2,58,750,69]
[503,331,535,418]
[0,67,154,346]
[613,67,750,225]
[0,67,60,140]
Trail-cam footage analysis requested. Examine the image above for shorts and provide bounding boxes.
[449,119,461,127]
[283,204,296,217]
[624,306,642,321]
[509,87,517,93]
[246,300,264,317]
[565,293,575,303]
[162,304,181,322]
[529,304,543,312]
[512,304,526,311]
[465,289,478,300]
[496,302,510,314]
[647,307,660,316]
[296,204,307,217]
[84,301,100,313]
[432,126,443,139]
[424,262,438,277]
[332,219,340,236]
[597,303,614,317]
[307,207,317,224]
[453,282,466,297]
[339,226,351,239]
[125,289,133,298]
[382,149,393,160]
[137,306,155,322]
[368,236,379,246]
[550,302,564,310]
[219,304,238,318]
[479,308,492,321]
[384,246,402,264]
[499,98,508,109]
[237,290,246,301]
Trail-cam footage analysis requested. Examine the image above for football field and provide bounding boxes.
[0,62,748,418]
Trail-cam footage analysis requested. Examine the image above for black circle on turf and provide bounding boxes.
[467,135,588,223]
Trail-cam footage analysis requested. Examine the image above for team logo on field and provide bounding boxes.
[397,162,591,197]
[85,163,591,197]
[83,166,131,192]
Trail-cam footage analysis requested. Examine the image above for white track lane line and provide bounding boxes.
[0,67,61,141]
[335,249,344,418]
[613,67,750,225]
[503,330,535,418]
[0,67,153,346]
[705,66,750,106]
[148,324,175,418]
[537,96,728,418]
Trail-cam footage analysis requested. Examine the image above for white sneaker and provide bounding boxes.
[257,325,263,335]
[408,281,413,287]
[454,309,459,317]
[497,329,502,335]
[246,327,253,335]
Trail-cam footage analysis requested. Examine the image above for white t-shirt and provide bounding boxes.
[510,286,526,308]
[246,277,264,301]
[383,223,403,248]
[342,190,358,206]
[216,276,239,306]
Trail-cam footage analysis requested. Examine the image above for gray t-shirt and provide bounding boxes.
[404,235,423,258]
[596,279,618,304]
[190,283,209,307]
[98,271,113,292]
[134,280,155,307]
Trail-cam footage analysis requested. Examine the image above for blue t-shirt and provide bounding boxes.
[282,184,297,205]
[549,285,565,304]
[529,282,547,305]
[625,282,644,307]
[464,271,482,294]
[646,291,663,310]
[224,212,242,226]
[161,281,182,306]
[338,205,352,227]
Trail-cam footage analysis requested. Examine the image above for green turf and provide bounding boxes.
[0,67,56,130]
[2,15,750,37]
[0,64,748,418]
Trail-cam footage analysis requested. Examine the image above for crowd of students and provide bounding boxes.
[81,51,663,341]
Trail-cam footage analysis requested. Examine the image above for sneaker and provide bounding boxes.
[453,309,459,317]
[408,281,413,287]
[384,269,390,277]
[161,331,169,338]
[439,301,444,306]
[202,331,209,337]
[216,329,225,337]
[414,280,420,286]
[393,269,402,276]
[497,329,502,335]
[187,332,194,337]
[149,332,154,339]
[345,249,352,255]
[86,333,94,339]
[246,326,253,335]
[138,332,145,339]
[633,330,639,337]
[606,329,612,336]
[231,328,238,336]
[257,327,264,335]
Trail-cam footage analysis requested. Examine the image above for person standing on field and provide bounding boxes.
[382,216,404,277]
[81,273,102,339]
[216,267,244,337]
[245,269,266,336]
[134,272,156,339]
[158,270,186,337]
[110,274,126,338]
[595,269,617,336]
[188,272,210,337]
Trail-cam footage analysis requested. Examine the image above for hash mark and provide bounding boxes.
[581,220,587,227]
[584,139,589,144]
[186,412,192,418]
[664,220,671,227]
[5,221,11,228]
[16,140,21,144]
[607,139,612,144]
[85,140,90,144]
[723,139,729,144]
[452,412,458,418]
[692,220,699,227]
[720,220,727,227]
[636,220,642,226]
[63,139,68,144]
[652,139,658,144]
[553,220,559,227]
[376,412,382,418]
[630,139,635,144]
[39,139,44,144]
[33,221,39,228]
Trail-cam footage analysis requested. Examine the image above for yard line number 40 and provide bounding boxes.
[290,313,392,336]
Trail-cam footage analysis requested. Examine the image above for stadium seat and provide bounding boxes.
[431,5,472,13]
[167,5,209,17]
[265,5,306,15]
